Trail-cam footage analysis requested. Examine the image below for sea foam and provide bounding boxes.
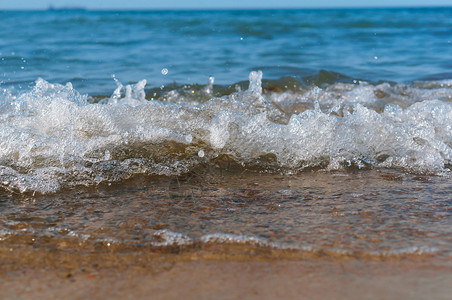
[1,71,452,194]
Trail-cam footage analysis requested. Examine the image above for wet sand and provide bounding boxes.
[1,169,451,299]
[2,257,451,300]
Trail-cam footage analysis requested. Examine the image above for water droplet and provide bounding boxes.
[185,134,193,143]
[161,68,168,75]
[240,37,243,40]
[374,56,378,60]
[198,150,205,158]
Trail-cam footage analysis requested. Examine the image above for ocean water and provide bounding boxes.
[1,8,452,93]
[0,8,452,263]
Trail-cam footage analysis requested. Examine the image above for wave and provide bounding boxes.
[0,226,441,260]
[1,71,452,194]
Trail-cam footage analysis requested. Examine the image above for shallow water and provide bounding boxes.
[1,170,451,262]
[1,8,452,279]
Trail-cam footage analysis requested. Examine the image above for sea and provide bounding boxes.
[0,8,452,270]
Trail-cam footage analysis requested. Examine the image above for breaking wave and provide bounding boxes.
[1,71,452,194]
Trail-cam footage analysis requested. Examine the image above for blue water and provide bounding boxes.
[1,8,452,94]
[1,7,452,263]
[1,7,452,194]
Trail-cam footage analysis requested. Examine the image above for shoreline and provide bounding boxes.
[1,169,451,298]
[2,255,451,300]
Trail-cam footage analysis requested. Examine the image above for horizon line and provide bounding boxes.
[1,5,452,11]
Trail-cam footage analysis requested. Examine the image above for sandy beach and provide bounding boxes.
[2,253,451,300]
[1,170,451,299]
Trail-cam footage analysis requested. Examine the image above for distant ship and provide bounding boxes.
[47,5,87,11]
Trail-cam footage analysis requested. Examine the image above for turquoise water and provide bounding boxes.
[1,8,452,94]
[1,8,452,194]
[0,8,451,260]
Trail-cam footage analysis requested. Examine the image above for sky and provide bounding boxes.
[1,0,451,10]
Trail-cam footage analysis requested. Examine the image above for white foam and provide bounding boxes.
[150,229,193,246]
[375,246,439,256]
[200,233,274,247]
[1,72,452,193]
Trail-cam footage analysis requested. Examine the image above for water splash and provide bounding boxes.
[1,72,452,194]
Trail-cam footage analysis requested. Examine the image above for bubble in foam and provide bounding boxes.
[185,134,193,143]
